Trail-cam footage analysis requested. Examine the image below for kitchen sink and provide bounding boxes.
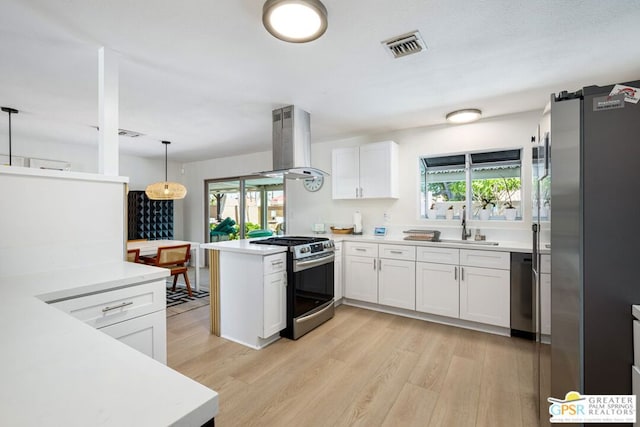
[437,239,499,246]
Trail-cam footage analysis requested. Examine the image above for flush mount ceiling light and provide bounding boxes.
[145,141,187,200]
[446,109,482,124]
[263,0,328,43]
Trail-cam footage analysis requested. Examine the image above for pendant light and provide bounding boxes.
[263,0,328,43]
[145,140,187,200]
[1,107,19,166]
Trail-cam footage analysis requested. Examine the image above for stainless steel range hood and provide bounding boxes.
[259,105,328,180]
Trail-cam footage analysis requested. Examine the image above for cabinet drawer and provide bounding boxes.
[50,280,165,329]
[416,247,459,265]
[379,244,416,261]
[345,242,378,257]
[263,252,287,275]
[460,249,509,270]
[540,254,551,274]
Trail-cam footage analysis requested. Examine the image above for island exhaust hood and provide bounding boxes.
[258,105,328,180]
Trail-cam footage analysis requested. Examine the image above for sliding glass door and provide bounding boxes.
[205,176,284,242]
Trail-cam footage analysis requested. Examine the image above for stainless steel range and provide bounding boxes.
[251,236,335,339]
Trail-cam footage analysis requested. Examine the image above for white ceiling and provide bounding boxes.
[1,0,639,163]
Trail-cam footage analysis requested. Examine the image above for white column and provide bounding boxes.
[98,47,119,175]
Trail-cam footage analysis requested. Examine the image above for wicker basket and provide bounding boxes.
[330,226,354,234]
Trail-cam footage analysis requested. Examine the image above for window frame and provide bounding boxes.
[420,148,523,221]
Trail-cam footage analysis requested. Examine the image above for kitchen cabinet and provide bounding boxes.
[219,250,287,349]
[415,247,510,328]
[416,261,459,318]
[344,242,415,310]
[459,265,510,328]
[377,244,416,310]
[344,255,378,303]
[262,270,287,338]
[50,279,167,363]
[334,242,343,304]
[416,247,460,318]
[331,141,399,199]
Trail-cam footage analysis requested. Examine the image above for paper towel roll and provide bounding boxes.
[353,210,362,234]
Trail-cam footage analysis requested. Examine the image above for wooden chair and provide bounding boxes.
[142,244,192,296]
[126,248,140,263]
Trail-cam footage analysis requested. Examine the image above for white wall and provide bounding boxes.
[3,137,185,239]
[286,110,541,242]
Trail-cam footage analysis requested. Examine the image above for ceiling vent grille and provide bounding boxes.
[118,128,144,138]
[382,31,426,59]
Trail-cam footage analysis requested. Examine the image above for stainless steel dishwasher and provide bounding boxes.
[511,252,534,339]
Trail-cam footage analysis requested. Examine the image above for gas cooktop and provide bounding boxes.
[250,236,329,247]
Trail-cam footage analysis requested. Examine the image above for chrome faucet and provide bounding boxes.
[461,206,471,240]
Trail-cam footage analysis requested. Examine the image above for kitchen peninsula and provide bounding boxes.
[0,167,218,426]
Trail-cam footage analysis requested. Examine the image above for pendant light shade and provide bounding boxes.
[263,0,328,43]
[145,141,187,200]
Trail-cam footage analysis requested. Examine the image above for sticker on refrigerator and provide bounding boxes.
[593,94,625,111]
[609,84,640,104]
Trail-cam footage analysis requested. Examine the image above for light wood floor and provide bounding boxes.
[167,304,539,427]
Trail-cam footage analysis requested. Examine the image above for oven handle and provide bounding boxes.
[295,300,334,324]
[293,253,335,272]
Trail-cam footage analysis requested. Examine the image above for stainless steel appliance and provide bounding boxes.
[258,105,328,179]
[532,101,551,426]
[251,236,335,339]
[540,80,640,425]
[510,252,534,339]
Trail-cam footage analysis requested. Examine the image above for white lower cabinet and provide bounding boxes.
[459,266,510,327]
[262,270,287,338]
[344,242,416,310]
[378,258,415,310]
[50,279,167,363]
[344,255,378,303]
[100,309,167,364]
[416,262,459,318]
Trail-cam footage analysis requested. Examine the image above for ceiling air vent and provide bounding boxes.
[382,31,426,59]
[117,128,144,138]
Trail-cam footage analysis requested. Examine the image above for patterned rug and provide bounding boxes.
[166,284,209,317]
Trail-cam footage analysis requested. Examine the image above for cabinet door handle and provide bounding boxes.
[271,261,283,266]
[355,248,366,252]
[102,301,134,313]
[454,266,458,280]
[373,259,376,270]
[461,267,465,281]
[356,187,359,198]
[390,250,403,254]
[360,187,363,198]
[378,259,382,270]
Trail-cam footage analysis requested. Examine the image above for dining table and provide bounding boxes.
[126,240,202,292]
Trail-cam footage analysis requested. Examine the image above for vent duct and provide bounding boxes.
[382,31,426,59]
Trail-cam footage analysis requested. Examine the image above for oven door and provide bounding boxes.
[288,252,335,339]
[292,252,335,317]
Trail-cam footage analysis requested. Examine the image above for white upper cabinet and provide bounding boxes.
[332,141,399,199]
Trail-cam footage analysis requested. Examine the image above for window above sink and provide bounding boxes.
[420,149,522,222]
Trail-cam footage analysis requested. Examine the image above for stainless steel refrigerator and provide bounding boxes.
[539,80,640,425]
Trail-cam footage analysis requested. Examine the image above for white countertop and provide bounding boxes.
[0,261,219,426]
[201,233,533,255]
[329,233,533,253]
[201,239,288,255]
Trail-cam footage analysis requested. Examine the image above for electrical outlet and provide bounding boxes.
[383,212,391,222]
